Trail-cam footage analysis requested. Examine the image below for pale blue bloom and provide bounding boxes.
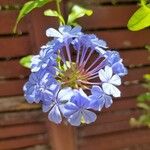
[99,66,121,97]
[64,89,97,126]
[42,87,74,124]
[89,86,113,111]
[31,45,57,72]
[46,25,82,43]
[23,70,58,104]
[104,51,127,76]
[24,25,127,126]
[89,34,108,48]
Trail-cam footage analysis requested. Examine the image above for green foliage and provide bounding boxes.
[44,9,65,25]
[20,55,32,68]
[127,0,150,31]
[14,0,53,32]
[14,0,93,31]
[67,5,93,26]
[145,45,150,51]
[138,92,150,102]
[128,1,150,127]
[130,71,150,128]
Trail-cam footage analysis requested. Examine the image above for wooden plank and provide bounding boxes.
[0,55,147,90]
[105,97,137,112]
[0,123,46,139]
[120,84,146,98]
[79,110,141,137]
[0,96,40,112]
[0,79,146,98]
[123,67,150,83]
[47,122,77,150]
[18,145,50,150]
[100,108,140,124]
[29,3,60,49]
[71,0,137,5]
[0,0,26,5]
[72,49,149,66]
[0,134,47,150]
[79,129,150,150]
[79,121,135,137]
[0,110,44,126]
[94,30,150,49]
[0,35,31,57]
[120,49,150,66]
[0,11,28,34]
[79,5,138,29]
[0,60,29,79]
[0,79,25,96]
[117,144,150,150]
[31,26,150,51]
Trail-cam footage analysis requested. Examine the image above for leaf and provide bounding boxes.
[14,0,53,32]
[44,9,65,25]
[127,3,150,31]
[67,5,93,26]
[144,74,150,81]
[145,45,150,51]
[137,102,150,110]
[20,55,32,68]
[138,92,150,102]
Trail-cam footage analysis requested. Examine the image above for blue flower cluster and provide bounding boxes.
[23,26,127,126]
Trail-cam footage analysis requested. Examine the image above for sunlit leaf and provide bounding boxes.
[14,0,53,32]
[20,55,32,68]
[145,45,150,51]
[144,74,150,80]
[44,9,65,24]
[67,5,93,26]
[137,102,150,110]
[138,92,150,102]
[127,3,150,31]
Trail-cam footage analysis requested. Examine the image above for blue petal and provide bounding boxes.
[46,28,62,38]
[58,87,74,102]
[82,110,97,124]
[91,86,103,97]
[42,103,53,112]
[112,62,128,76]
[59,25,72,33]
[89,95,104,111]
[63,102,78,118]
[48,105,62,124]
[71,89,90,108]
[104,95,113,108]
[68,111,82,126]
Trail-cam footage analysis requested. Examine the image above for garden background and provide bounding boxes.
[0,0,150,150]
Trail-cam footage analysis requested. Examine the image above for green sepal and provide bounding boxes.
[19,55,32,68]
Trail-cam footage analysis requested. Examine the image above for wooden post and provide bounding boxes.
[46,121,77,150]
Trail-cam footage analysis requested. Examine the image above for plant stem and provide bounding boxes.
[56,0,63,25]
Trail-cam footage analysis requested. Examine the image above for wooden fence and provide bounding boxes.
[0,0,150,150]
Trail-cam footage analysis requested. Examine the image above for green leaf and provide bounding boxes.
[127,3,150,31]
[20,55,32,68]
[144,74,150,81]
[14,0,53,32]
[67,5,93,26]
[44,9,65,25]
[145,45,150,51]
[137,102,150,110]
[138,92,150,102]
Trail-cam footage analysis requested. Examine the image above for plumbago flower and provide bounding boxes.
[23,25,127,126]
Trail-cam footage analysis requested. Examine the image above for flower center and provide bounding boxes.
[59,63,92,89]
